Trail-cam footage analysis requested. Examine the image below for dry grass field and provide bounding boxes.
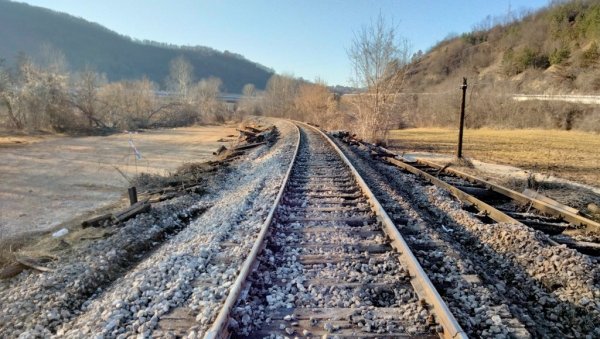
[0,125,238,239]
[388,128,600,188]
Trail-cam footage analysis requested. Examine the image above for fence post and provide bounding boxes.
[457,77,467,158]
[128,186,138,206]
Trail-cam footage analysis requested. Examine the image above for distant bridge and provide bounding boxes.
[218,93,243,103]
[154,91,244,103]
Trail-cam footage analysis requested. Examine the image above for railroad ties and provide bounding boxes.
[384,157,600,256]
[228,127,442,337]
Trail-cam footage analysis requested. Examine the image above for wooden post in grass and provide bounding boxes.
[457,77,467,158]
[128,186,138,206]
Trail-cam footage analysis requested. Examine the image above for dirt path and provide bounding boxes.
[0,125,237,238]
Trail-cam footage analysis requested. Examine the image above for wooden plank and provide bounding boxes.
[288,206,371,213]
[295,243,392,253]
[232,141,266,151]
[114,201,151,223]
[279,225,380,234]
[14,256,53,272]
[521,220,569,235]
[287,187,359,194]
[251,307,437,338]
[299,253,392,265]
[0,262,25,279]
[212,145,227,155]
[551,236,600,256]
[283,216,376,225]
[269,279,412,289]
[522,189,579,215]
[303,192,363,199]
[81,213,113,228]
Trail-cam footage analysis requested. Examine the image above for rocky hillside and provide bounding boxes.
[0,0,273,92]
[405,0,600,95]
[400,0,600,131]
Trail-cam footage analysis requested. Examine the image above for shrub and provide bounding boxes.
[549,45,571,65]
[580,41,599,67]
[461,31,488,45]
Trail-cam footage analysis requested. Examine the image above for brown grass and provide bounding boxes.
[389,128,600,187]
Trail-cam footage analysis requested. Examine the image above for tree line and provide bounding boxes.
[0,52,234,133]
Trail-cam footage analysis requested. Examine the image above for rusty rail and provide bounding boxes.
[411,157,600,233]
[204,122,301,339]
[309,123,467,339]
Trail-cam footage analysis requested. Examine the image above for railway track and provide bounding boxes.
[4,121,597,338]
[332,133,600,337]
[206,124,464,338]
[383,157,600,256]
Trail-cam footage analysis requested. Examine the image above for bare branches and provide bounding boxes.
[0,50,231,133]
[166,56,194,102]
[347,14,412,142]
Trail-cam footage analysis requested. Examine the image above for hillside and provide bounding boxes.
[401,0,600,131]
[0,0,273,93]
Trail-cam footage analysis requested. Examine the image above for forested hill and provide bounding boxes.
[0,0,273,93]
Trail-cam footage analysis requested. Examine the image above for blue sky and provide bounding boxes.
[20,0,549,86]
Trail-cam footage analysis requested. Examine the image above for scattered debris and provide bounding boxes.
[114,200,151,223]
[81,214,113,228]
[14,256,54,273]
[587,202,599,214]
[523,188,579,215]
[213,145,228,155]
[52,228,69,238]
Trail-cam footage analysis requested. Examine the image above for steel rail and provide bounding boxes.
[204,121,301,339]
[382,157,564,249]
[411,157,600,233]
[386,158,520,225]
[304,122,467,339]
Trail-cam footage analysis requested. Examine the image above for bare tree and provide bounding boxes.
[347,13,411,142]
[38,43,69,74]
[242,83,256,97]
[0,59,24,129]
[166,56,194,102]
[262,74,300,118]
[294,81,331,125]
[69,68,108,128]
[190,77,225,123]
[236,83,261,119]
[97,78,160,129]
[9,54,73,131]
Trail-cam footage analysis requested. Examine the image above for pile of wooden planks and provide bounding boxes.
[212,123,279,163]
[81,124,278,230]
[332,130,396,158]
[82,200,152,228]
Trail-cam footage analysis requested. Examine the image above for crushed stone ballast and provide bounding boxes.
[206,123,465,339]
[333,131,600,338]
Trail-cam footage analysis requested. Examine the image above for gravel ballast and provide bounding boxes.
[333,136,600,338]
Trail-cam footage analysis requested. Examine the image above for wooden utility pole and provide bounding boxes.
[457,77,467,158]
